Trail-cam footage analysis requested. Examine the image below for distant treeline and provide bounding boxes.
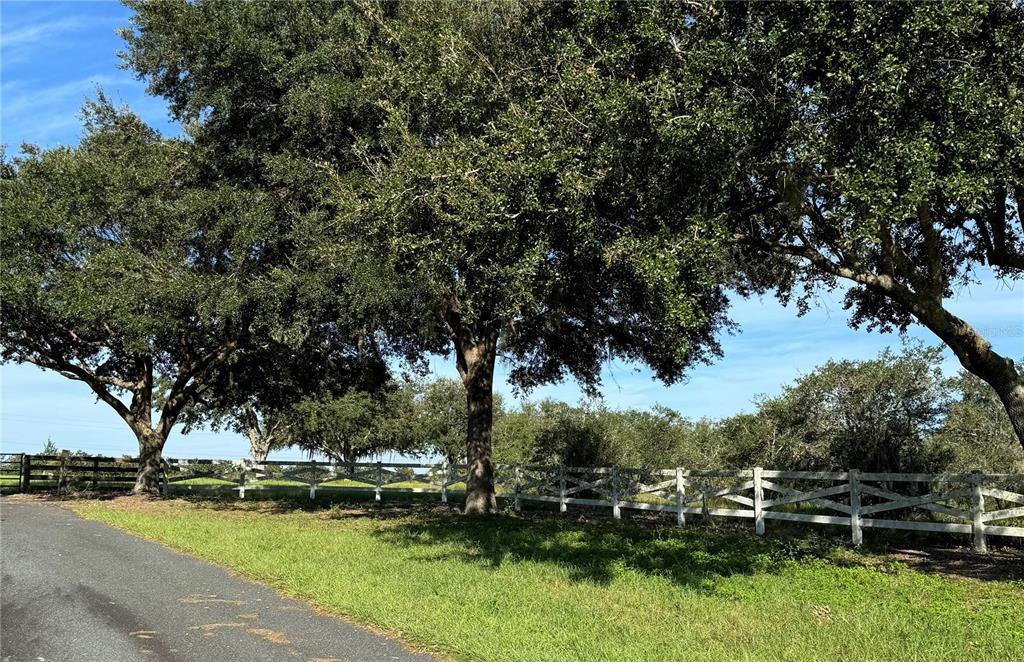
[221,344,1019,475]
[487,345,1022,474]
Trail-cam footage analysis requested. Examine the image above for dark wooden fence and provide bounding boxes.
[0,453,138,494]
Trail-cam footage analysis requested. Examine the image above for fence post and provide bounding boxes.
[58,451,69,496]
[971,471,987,553]
[239,463,247,499]
[514,465,522,512]
[753,466,765,536]
[849,469,862,546]
[558,463,567,513]
[309,460,317,501]
[20,454,31,493]
[611,467,621,520]
[375,461,383,502]
[675,467,685,527]
[92,457,100,490]
[441,460,449,504]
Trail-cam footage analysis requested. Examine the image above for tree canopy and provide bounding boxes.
[0,99,292,492]
[711,1,1024,445]
[174,320,393,462]
[121,0,738,512]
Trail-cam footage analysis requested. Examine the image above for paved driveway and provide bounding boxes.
[0,500,435,662]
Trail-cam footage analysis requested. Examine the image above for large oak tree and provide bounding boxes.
[121,0,738,513]
[571,1,1024,448]
[0,100,295,492]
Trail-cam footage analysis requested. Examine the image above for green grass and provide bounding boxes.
[163,478,481,492]
[320,478,374,488]
[72,500,1023,662]
[170,477,237,486]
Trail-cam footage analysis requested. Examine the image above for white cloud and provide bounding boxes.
[1,16,85,48]
[1,74,175,148]
[0,14,103,67]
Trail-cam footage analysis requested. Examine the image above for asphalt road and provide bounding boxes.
[0,500,436,662]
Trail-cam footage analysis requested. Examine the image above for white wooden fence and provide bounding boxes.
[161,459,1024,552]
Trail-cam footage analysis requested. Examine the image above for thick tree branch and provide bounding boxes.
[15,350,139,430]
[732,232,929,319]
[156,339,239,437]
[732,232,1024,444]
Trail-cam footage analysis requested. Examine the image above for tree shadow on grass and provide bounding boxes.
[369,508,1024,587]
[195,494,461,520]
[173,495,1024,585]
[369,510,834,590]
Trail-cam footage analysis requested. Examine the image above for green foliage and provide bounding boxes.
[721,345,951,472]
[177,335,394,461]
[0,98,294,466]
[718,346,1023,473]
[722,0,1024,319]
[287,383,419,464]
[482,344,1022,473]
[408,378,471,464]
[327,1,732,389]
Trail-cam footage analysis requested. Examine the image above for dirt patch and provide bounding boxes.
[179,594,246,606]
[4,492,191,513]
[247,627,290,644]
[0,493,61,504]
[885,545,1024,582]
[190,623,244,632]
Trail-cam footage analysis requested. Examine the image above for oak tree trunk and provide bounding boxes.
[133,429,166,496]
[457,332,499,516]
[989,372,1024,447]
[922,304,1024,451]
[244,421,272,464]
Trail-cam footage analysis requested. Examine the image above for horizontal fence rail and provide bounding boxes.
[4,452,1022,551]
[0,453,138,494]
[162,459,1024,551]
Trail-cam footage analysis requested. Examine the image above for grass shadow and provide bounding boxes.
[369,509,840,590]
[368,506,1024,586]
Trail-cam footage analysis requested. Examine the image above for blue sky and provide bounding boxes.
[1,1,1022,460]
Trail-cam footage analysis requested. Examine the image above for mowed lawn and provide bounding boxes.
[73,500,1024,662]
